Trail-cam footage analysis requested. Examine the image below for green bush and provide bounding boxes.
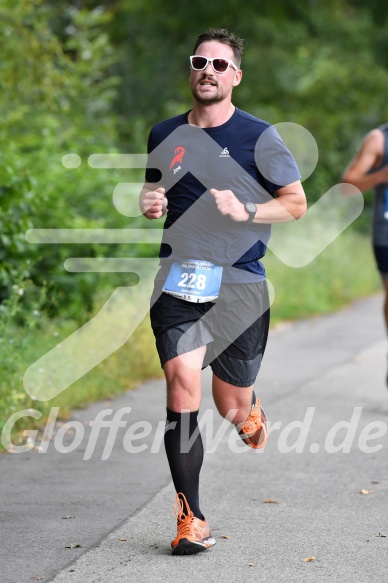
[0,0,121,318]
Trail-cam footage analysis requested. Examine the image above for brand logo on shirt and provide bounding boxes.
[219,147,230,157]
[169,146,185,172]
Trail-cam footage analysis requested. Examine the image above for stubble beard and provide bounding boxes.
[192,92,224,105]
[191,78,225,106]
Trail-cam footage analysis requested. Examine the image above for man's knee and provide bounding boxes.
[164,357,202,411]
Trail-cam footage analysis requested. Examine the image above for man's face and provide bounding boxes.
[189,40,242,106]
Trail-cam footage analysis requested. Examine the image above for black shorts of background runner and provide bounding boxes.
[150,275,270,388]
[373,245,388,280]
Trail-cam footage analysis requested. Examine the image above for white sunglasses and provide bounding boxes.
[190,55,238,74]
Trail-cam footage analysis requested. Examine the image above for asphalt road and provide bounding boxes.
[1,294,388,583]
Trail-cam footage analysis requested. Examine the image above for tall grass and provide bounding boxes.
[0,286,161,449]
[264,229,381,325]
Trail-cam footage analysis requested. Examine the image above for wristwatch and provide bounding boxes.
[244,202,257,223]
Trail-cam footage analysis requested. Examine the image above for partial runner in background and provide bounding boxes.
[342,125,388,385]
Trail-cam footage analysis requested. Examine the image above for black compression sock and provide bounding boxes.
[164,408,204,520]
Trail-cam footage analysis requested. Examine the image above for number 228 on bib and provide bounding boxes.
[162,259,223,303]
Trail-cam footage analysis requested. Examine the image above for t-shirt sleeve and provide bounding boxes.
[144,128,162,184]
[255,126,302,194]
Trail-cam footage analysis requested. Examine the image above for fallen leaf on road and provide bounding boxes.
[302,557,316,562]
[221,535,230,539]
[263,499,279,504]
[360,489,373,495]
[65,543,81,549]
[118,537,127,541]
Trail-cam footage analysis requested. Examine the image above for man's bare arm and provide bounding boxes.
[210,180,307,224]
[342,129,388,193]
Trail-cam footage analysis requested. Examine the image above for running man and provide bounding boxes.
[140,28,306,555]
[342,124,388,382]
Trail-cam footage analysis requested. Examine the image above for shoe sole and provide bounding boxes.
[171,537,216,556]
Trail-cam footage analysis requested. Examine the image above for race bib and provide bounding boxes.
[162,259,223,303]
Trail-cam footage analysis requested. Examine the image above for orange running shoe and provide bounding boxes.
[237,398,268,449]
[171,493,216,555]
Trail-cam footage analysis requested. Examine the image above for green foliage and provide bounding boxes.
[0,0,121,318]
[111,0,388,210]
[0,158,39,301]
[0,278,49,428]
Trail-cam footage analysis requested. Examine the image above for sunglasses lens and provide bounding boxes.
[191,57,207,70]
[213,59,229,72]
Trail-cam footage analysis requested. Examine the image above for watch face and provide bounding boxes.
[245,202,256,213]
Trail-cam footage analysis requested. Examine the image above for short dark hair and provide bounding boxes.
[193,28,244,67]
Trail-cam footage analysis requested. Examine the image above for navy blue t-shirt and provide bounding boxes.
[145,108,301,283]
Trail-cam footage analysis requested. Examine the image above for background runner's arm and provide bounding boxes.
[342,130,388,193]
